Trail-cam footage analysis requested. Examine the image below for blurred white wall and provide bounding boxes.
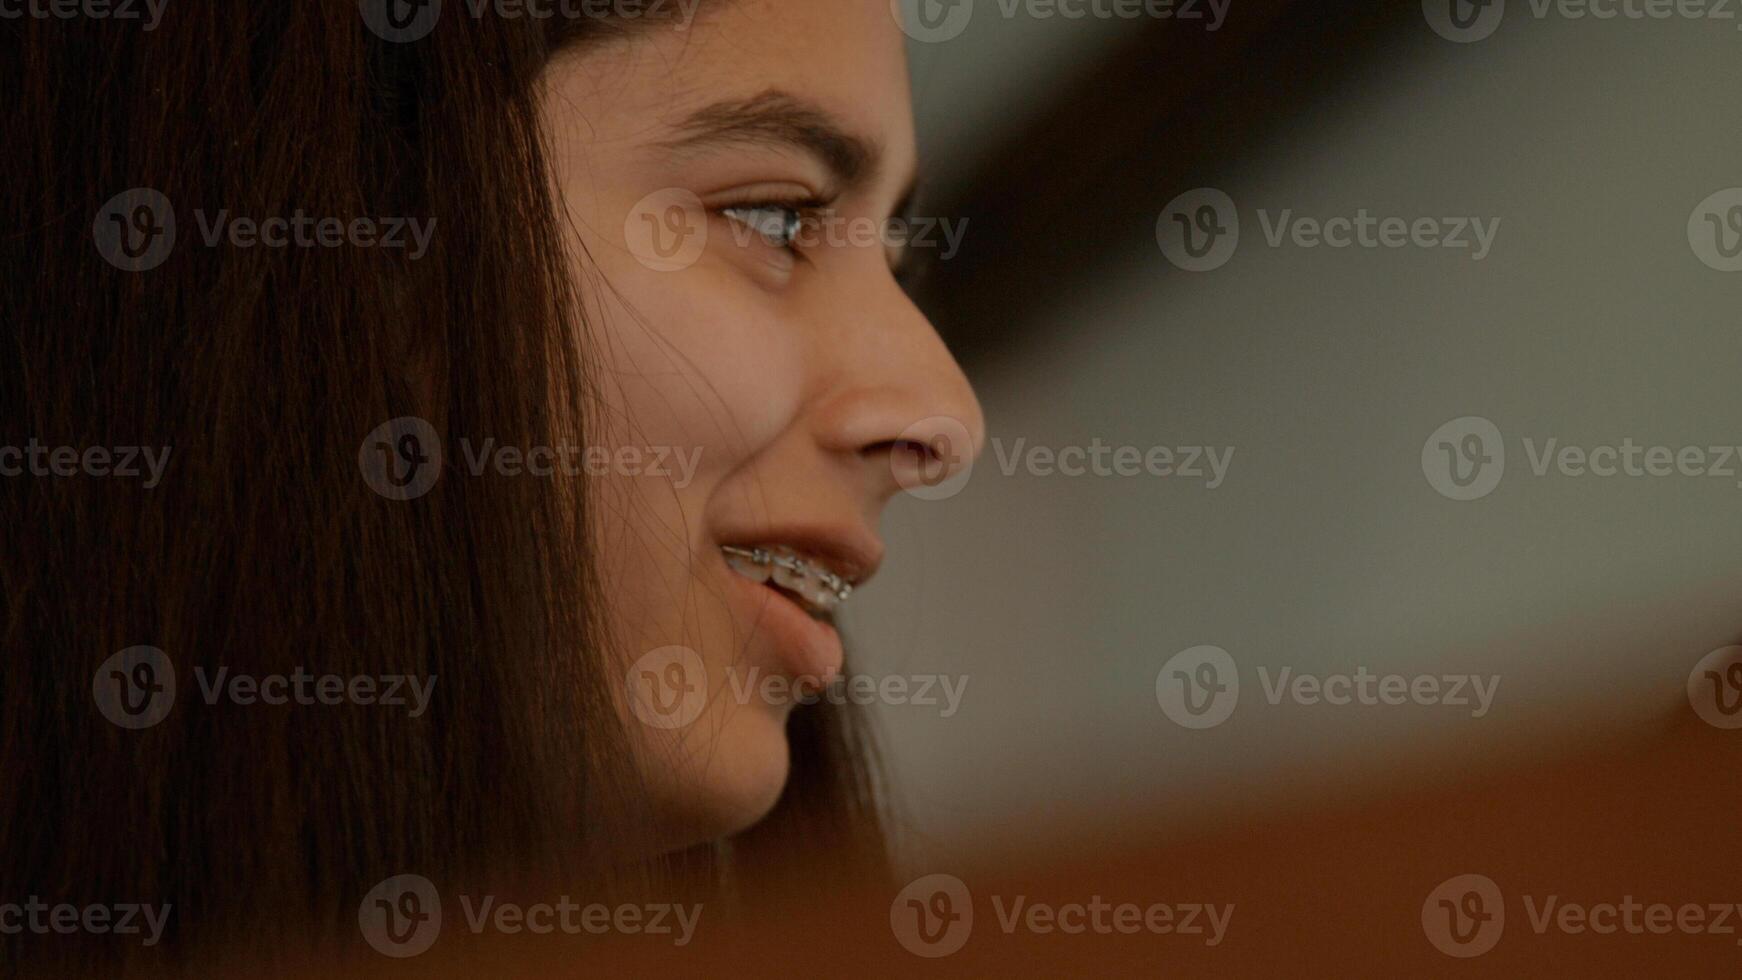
[857,9,1742,863]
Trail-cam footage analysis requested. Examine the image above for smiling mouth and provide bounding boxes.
[721,544,855,617]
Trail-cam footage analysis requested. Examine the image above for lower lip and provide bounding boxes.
[721,559,845,684]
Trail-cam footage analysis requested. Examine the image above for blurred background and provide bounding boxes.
[849,0,1742,867]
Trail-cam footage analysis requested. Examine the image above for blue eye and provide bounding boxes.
[722,204,805,249]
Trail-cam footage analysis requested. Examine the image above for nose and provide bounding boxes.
[809,276,986,502]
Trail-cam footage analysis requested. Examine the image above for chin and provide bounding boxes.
[654,702,795,847]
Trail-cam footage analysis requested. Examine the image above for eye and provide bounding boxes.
[721,203,809,250]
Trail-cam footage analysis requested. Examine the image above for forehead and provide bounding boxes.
[545,0,916,175]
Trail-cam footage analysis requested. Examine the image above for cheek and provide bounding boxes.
[587,259,808,479]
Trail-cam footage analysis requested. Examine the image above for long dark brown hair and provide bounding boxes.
[1,5,886,974]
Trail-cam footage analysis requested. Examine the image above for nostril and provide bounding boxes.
[883,437,945,478]
[884,420,977,500]
[893,437,939,465]
[843,415,981,501]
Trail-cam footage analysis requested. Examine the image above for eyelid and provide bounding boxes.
[701,176,834,209]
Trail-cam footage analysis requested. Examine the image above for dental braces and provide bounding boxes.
[721,545,854,603]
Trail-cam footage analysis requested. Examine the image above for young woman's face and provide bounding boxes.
[540,0,984,845]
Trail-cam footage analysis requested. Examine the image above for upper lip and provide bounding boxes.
[715,523,885,588]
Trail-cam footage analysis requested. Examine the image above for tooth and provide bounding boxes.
[728,553,769,581]
[806,582,841,612]
[724,543,773,581]
[771,558,810,595]
[723,544,851,611]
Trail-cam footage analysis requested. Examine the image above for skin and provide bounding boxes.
[540,0,985,848]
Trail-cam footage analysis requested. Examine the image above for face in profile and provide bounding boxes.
[540,0,984,847]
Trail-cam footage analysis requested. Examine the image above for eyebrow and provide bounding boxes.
[659,89,886,193]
